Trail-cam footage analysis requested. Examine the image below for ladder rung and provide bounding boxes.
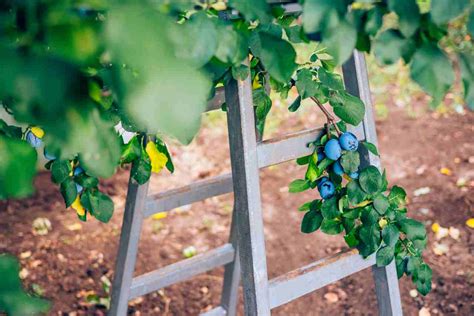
[268,249,375,309]
[200,306,227,316]
[144,173,233,217]
[129,244,235,299]
[257,127,323,168]
[145,127,323,217]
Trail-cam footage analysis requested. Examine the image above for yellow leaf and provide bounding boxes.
[355,200,371,208]
[146,142,168,173]
[439,167,452,176]
[466,218,474,228]
[431,222,440,233]
[378,218,388,229]
[71,196,86,216]
[152,212,167,220]
[252,76,262,89]
[343,174,352,182]
[30,126,45,138]
[211,1,226,11]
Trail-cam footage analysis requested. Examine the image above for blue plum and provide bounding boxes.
[43,149,56,161]
[74,167,84,176]
[349,171,359,179]
[339,132,359,151]
[76,183,83,194]
[317,152,325,162]
[318,179,335,199]
[332,160,344,175]
[324,139,342,160]
[26,131,42,148]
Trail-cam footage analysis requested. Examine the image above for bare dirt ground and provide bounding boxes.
[0,93,473,315]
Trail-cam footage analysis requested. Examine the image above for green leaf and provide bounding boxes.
[131,150,152,185]
[301,210,323,233]
[398,218,426,240]
[302,0,348,33]
[171,11,218,68]
[121,136,141,164]
[0,254,50,315]
[0,136,37,199]
[388,186,407,207]
[214,22,248,65]
[253,88,272,121]
[321,196,340,219]
[373,194,390,215]
[305,162,318,182]
[231,64,250,81]
[340,151,360,174]
[410,44,454,107]
[329,91,365,126]
[250,31,297,83]
[322,20,357,65]
[347,180,367,205]
[105,5,211,144]
[60,178,77,208]
[365,5,385,36]
[361,206,380,226]
[376,246,395,267]
[396,255,407,278]
[459,52,474,110]
[361,141,379,156]
[430,0,470,25]
[51,160,72,184]
[81,190,114,223]
[382,224,400,248]
[289,179,310,193]
[388,0,420,38]
[415,263,432,295]
[155,138,174,173]
[373,29,415,65]
[321,219,344,235]
[468,10,474,37]
[298,201,312,212]
[357,223,381,257]
[359,166,383,194]
[75,174,99,189]
[344,229,359,247]
[318,67,344,91]
[296,69,318,99]
[288,95,302,112]
[229,0,271,23]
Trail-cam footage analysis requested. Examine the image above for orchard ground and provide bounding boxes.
[1,62,473,315]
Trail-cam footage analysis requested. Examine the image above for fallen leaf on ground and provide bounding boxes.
[414,187,431,197]
[20,251,32,259]
[324,292,339,303]
[152,212,167,220]
[456,177,467,187]
[66,223,82,231]
[19,267,29,279]
[466,218,474,228]
[448,227,460,240]
[419,307,431,316]
[32,217,52,235]
[409,289,418,298]
[439,167,452,176]
[431,223,449,240]
[183,246,197,258]
[432,242,449,256]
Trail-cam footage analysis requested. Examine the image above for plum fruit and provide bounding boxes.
[26,131,42,148]
[339,132,359,151]
[317,178,335,199]
[324,139,342,160]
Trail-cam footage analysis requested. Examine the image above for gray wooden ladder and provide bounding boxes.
[109,51,403,316]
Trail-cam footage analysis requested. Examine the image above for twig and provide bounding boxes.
[311,97,342,135]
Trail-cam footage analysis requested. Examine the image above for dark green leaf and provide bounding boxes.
[318,67,344,91]
[357,223,381,257]
[250,31,297,83]
[376,246,395,266]
[361,206,380,226]
[296,154,310,165]
[253,88,272,121]
[347,180,367,205]
[231,64,250,80]
[388,186,407,207]
[320,219,344,235]
[296,69,318,99]
[288,96,302,112]
[0,136,37,199]
[415,264,432,295]
[373,194,390,214]
[301,210,323,233]
[289,179,310,193]
[60,178,77,207]
[410,44,454,107]
[374,29,415,65]
[321,196,340,219]
[75,175,99,189]
[329,91,365,126]
[382,224,400,248]
[430,0,470,25]
[398,218,426,240]
[359,166,383,194]
[365,5,385,36]
[396,255,407,278]
[131,150,152,185]
[81,190,114,223]
[51,160,72,184]
[361,141,379,156]
[322,20,357,65]
[340,151,360,174]
[344,229,359,247]
[388,0,420,37]
[155,137,174,173]
[229,0,271,23]
[459,52,474,110]
[214,22,248,65]
[121,137,141,164]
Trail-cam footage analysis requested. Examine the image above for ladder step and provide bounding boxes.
[200,306,227,316]
[257,127,323,168]
[129,244,235,299]
[145,127,322,217]
[144,173,233,217]
[268,249,375,309]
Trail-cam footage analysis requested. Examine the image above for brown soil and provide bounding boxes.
[1,102,473,316]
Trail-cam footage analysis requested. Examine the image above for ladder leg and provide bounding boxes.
[225,68,271,315]
[219,208,241,316]
[343,51,403,316]
[109,178,149,316]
